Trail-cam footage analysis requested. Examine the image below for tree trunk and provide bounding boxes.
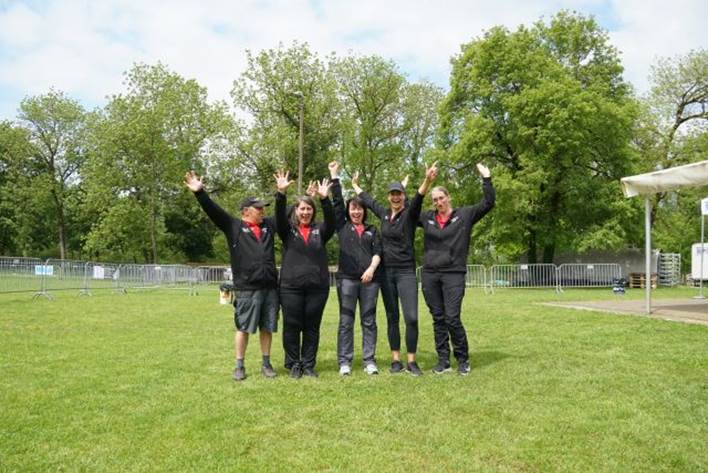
[150,205,158,264]
[526,229,538,264]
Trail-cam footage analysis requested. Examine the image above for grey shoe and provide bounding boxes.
[289,365,302,379]
[458,361,471,376]
[431,360,452,375]
[389,360,405,373]
[232,366,247,381]
[406,361,423,376]
[261,364,277,378]
[303,367,319,377]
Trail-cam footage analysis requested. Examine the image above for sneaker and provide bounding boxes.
[339,365,352,376]
[431,360,452,375]
[458,361,471,376]
[389,360,405,374]
[261,364,277,378]
[232,366,247,381]
[289,365,302,379]
[303,367,319,377]
[406,361,423,377]
[363,363,379,375]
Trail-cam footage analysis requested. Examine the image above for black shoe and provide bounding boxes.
[232,366,247,381]
[431,360,452,374]
[289,365,302,379]
[302,367,319,377]
[261,364,277,378]
[406,361,423,376]
[389,360,405,373]
[458,360,471,376]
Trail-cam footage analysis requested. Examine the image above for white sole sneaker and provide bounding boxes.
[363,364,379,375]
[339,365,351,376]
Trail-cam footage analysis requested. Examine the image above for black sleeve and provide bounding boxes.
[274,192,290,242]
[194,189,235,234]
[319,197,336,243]
[358,191,388,221]
[331,178,347,231]
[407,191,425,228]
[463,177,496,227]
[371,228,383,257]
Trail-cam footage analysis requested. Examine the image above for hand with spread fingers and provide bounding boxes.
[316,178,332,199]
[306,180,318,197]
[274,170,293,194]
[184,170,204,192]
[476,163,491,178]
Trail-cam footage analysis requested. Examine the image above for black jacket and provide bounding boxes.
[359,190,423,270]
[275,192,336,289]
[418,177,495,273]
[331,179,383,280]
[193,189,277,290]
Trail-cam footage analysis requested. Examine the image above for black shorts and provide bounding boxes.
[234,288,279,333]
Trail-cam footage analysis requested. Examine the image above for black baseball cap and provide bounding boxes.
[387,182,405,193]
[240,197,269,209]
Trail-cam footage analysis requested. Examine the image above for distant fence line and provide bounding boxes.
[0,256,629,299]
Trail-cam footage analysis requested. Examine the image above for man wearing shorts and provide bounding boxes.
[185,171,279,381]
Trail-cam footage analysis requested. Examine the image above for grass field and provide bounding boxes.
[1,286,706,472]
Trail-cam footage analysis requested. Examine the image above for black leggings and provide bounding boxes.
[279,287,329,369]
[380,267,419,354]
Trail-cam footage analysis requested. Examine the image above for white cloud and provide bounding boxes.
[0,0,705,119]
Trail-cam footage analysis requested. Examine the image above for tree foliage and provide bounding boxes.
[438,11,638,263]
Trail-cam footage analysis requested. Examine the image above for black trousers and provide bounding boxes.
[421,271,468,363]
[379,267,419,354]
[279,287,330,369]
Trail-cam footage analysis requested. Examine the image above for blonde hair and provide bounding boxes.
[431,186,450,197]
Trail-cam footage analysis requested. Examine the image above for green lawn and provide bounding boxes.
[1,287,706,472]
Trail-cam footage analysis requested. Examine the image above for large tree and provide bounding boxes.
[438,11,638,264]
[636,49,708,264]
[231,42,342,194]
[14,90,89,259]
[84,63,232,263]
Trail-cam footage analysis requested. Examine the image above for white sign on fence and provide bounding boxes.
[34,265,54,276]
[701,198,708,215]
[93,266,105,279]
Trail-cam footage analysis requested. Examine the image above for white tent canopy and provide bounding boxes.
[621,160,708,313]
[621,160,708,197]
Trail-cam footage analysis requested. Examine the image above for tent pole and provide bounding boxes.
[645,197,652,314]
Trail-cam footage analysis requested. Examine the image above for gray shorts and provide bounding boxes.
[234,288,279,334]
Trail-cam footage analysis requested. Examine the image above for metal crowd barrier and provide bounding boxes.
[489,264,559,293]
[0,257,45,295]
[113,264,197,295]
[557,263,622,290]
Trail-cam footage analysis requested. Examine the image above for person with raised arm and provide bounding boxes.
[184,170,278,381]
[418,163,495,376]
[351,163,438,376]
[274,170,335,378]
[328,161,383,376]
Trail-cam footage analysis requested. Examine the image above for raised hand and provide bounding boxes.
[476,163,491,178]
[328,161,339,179]
[351,172,363,195]
[184,170,204,192]
[425,161,438,182]
[317,178,332,199]
[274,170,293,193]
[306,180,317,197]
[401,175,409,189]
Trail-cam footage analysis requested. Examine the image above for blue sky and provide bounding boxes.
[0,0,705,120]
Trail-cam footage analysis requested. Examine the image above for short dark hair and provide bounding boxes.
[345,196,368,223]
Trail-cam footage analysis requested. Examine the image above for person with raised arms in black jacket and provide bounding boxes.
[184,170,279,382]
[274,170,335,379]
[419,163,495,376]
[351,162,438,376]
[328,161,383,376]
